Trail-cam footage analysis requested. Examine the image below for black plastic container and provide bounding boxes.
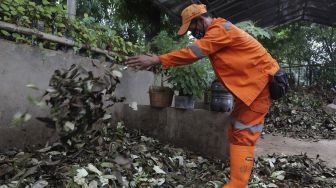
[210,80,234,112]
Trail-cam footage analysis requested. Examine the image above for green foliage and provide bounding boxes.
[167,62,208,97]
[76,0,113,22]
[149,31,179,86]
[150,31,183,54]
[0,0,142,62]
[262,23,313,67]
[0,0,67,32]
[236,21,272,39]
[76,0,178,43]
[106,0,163,41]
[150,31,209,97]
[261,21,336,87]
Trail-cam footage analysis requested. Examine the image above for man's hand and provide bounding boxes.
[125,54,160,70]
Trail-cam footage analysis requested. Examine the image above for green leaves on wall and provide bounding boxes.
[0,0,142,62]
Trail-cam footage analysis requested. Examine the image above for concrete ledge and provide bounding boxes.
[0,102,231,161]
[123,105,231,159]
[0,124,56,149]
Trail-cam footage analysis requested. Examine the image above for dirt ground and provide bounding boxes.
[256,134,336,167]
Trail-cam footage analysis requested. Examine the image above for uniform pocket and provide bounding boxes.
[249,99,270,114]
[249,86,271,114]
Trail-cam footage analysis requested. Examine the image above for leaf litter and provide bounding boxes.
[0,123,335,187]
[265,90,336,140]
[0,66,335,187]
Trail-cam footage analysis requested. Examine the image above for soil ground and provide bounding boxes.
[256,134,336,167]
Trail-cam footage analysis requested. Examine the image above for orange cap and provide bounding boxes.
[177,4,207,36]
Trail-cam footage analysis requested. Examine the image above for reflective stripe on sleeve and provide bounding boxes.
[187,43,206,59]
[224,21,232,30]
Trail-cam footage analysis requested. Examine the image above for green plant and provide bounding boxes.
[204,60,216,87]
[0,0,143,63]
[149,31,178,86]
[150,31,209,97]
[236,21,272,39]
[168,62,208,98]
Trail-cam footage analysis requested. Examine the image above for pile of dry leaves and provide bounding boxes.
[265,90,336,140]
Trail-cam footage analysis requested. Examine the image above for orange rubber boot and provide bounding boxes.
[223,144,255,188]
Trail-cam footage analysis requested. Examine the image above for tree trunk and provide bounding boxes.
[298,66,301,87]
[67,0,77,19]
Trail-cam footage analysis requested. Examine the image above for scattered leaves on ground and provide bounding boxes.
[0,123,335,187]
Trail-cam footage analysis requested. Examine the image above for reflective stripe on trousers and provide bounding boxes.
[233,119,264,133]
[228,117,264,146]
[229,84,270,146]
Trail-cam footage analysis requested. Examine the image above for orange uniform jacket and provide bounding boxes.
[159,18,280,106]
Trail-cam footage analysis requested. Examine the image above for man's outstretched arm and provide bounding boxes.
[125,23,232,70]
[124,48,199,70]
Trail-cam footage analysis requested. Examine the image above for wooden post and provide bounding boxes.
[67,0,76,19]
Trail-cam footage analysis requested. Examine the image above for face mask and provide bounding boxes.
[191,19,205,39]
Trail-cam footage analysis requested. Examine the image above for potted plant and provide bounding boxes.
[147,31,179,108]
[148,67,174,108]
[150,31,209,109]
[167,62,208,109]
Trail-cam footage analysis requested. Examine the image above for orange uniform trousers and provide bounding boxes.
[228,84,271,146]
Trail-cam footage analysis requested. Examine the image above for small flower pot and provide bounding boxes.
[174,95,195,109]
[149,86,173,108]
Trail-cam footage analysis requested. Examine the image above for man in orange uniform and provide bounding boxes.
[125,4,279,187]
